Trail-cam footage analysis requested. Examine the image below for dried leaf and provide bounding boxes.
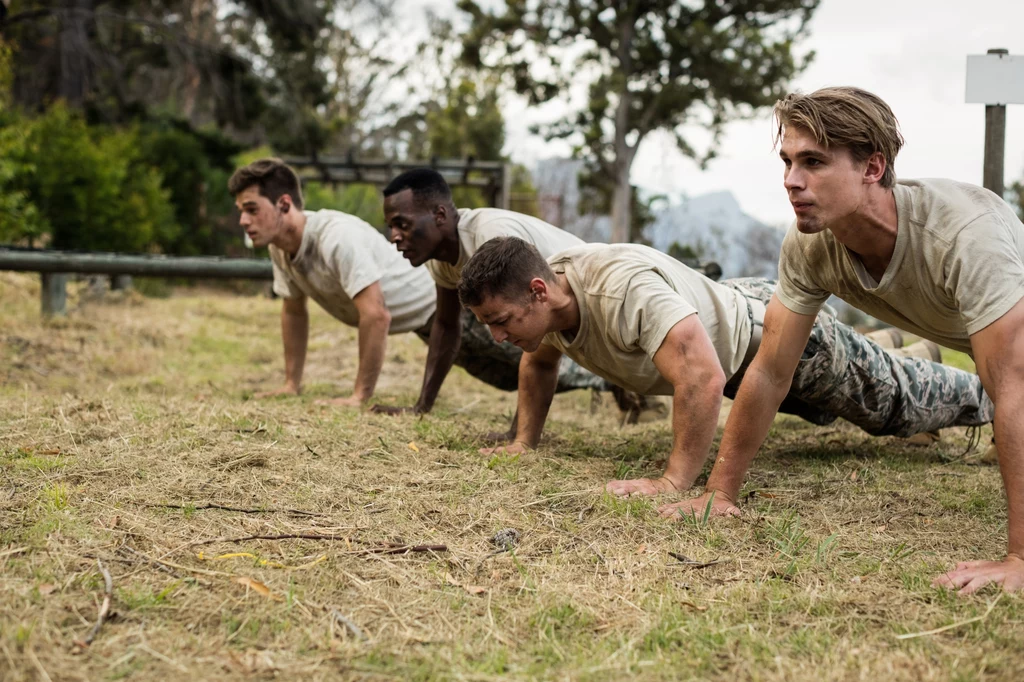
[234,576,283,601]
[407,442,420,453]
[850,470,858,481]
[635,544,647,555]
[38,583,57,596]
[37,448,61,456]
[679,600,707,612]
[463,585,487,595]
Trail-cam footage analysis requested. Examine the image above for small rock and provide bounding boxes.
[491,528,520,550]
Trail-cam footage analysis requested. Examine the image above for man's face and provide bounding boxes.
[383,189,445,266]
[469,291,549,353]
[235,186,287,248]
[780,126,870,234]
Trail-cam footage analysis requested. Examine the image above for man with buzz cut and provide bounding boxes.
[458,236,993,526]
[229,158,437,406]
[668,86,1024,594]
[375,168,635,435]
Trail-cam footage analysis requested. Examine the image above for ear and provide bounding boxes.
[433,202,448,226]
[863,152,887,186]
[529,277,550,302]
[278,195,293,213]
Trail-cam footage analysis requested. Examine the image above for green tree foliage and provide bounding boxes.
[1,103,175,252]
[460,0,819,242]
[1010,177,1024,224]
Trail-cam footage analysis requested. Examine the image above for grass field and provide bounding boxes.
[1,272,1021,681]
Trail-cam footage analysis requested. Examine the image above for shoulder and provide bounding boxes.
[900,178,1020,236]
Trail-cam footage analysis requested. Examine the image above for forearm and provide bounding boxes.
[704,367,791,501]
[352,314,390,400]
[662,377,725,490]
[415,320,461,412]
[514,360,559,447]
[281,309,309,389]
[993,391,1024,558]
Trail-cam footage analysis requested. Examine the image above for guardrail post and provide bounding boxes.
[40,273,68,317]
[111,274,133,291]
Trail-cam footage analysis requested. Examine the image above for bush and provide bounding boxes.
[1,103,177,253]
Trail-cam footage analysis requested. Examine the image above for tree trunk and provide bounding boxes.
[610,162,632,243]
[57,0,93,106]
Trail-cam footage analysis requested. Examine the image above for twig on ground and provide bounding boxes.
[330,609,368,640]
[0,546,29,560]
[76,559,113,648]
[896,594,1003,640]
[136,501,320,517]
[668,552,730,569]
[304,443,322,458]
[188,533,447,555]
[125,548,230,578]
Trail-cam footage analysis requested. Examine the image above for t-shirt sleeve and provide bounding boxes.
[775,227,831,316]
[947,212,1024,335]
[618,271,698,359]
[326,234,382,299]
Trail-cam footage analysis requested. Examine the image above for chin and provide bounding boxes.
[795,217,827,235]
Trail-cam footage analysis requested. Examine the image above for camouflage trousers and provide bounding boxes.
[414,311,610,394]
[721,278,994,436]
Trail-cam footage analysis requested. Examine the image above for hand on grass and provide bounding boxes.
[932,554,1024,594]
[605,477,680,498]
[254,384,300,399]
[658,491,741,520]
[479,441,528,456]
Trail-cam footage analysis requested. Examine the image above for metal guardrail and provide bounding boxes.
[0,246,722,318]
[0,247,272,316]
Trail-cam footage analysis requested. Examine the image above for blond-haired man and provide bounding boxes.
[666,87,1024,594]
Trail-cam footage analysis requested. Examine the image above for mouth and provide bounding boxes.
[791,201,813,214]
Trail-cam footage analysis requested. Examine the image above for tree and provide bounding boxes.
[460,0,819,242]
[1010,176,1024,224]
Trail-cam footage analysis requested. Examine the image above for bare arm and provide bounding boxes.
[348,281,392,403]
[607,315,727,497]
[256,295,308,398]
[934,296,1024,594]
[481,343,563,454]
[657,295,814,517]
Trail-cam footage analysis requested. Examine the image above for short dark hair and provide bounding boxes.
[382,168,452,208]
[458,237,555,308]
[228,158,304,209]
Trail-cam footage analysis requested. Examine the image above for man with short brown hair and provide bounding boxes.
[669,86,1024,594]
[459,237,991,500]
[229,158,436,406]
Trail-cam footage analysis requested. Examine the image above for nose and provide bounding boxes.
[388,227,401,244]
[239,212,252,227]
[488,325,507,343]
[784,166,804,192]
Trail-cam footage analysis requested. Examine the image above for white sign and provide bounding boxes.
[966,53,1024,105]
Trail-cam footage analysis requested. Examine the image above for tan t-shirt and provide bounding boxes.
[426,208,583,289]
[269,210,435,333]
[542,244,752,395]
[776,178,1024,355]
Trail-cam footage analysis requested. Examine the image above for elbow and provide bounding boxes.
[363,307,391,330]
[706,365,727,396]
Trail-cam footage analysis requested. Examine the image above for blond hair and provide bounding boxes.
[774,87,904,188]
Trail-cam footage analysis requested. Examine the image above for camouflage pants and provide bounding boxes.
[721,278,993,436]
[414,311,609,394]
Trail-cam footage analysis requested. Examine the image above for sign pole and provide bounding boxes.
[983,48,1009,197]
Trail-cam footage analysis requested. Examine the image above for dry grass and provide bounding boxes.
[1,271,1022,682]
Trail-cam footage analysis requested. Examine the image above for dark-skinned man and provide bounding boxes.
[374,168,635,435]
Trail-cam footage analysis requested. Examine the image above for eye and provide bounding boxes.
[805,158,822,167]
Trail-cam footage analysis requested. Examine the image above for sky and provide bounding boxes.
[490,0,1024,226]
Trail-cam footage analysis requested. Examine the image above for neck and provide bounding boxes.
[828,188,898,281]
[548,273,581,336]
[436,208,461,265]
[273,211,307,257]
